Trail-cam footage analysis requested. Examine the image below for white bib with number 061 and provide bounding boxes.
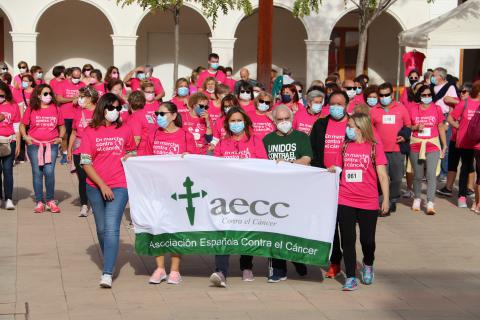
[382,115,396,124]
[345,170,363,183]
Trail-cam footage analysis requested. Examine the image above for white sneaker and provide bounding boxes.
[412,198,421,211]
[99,274,112,288]
[426,201,436,215]
[5,199,15,210]
[79,205,89,217]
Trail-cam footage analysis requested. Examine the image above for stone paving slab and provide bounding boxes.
[1,162,480,320]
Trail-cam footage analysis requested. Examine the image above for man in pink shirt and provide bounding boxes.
[197,53,226,90]
[49,65,66,96]
[370,82,411,213]
[123,65,165,101]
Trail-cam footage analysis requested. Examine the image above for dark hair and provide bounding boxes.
[30,84,57,110]
[127,91,145,112]
[65,67,74,77]
[107,79,124,92]
[280,84,299,103]
[105,66,119,83]
[21,74,36,88]
[415,84,433,102]
[329,89,349,105]
[307,85,325,94]
[188,92,209,108]
[208,53,219,61]
[408,69,420,78]
[30,65,42,75]
[224,106,253,139]
[225,67,233,74]
[325,75,338,84]
[17,61,28,70]
[82,64,94,74]
[363,85,378,101]
[237,80,254,100]
[408,82,424,102]
[470,80,480,99]
[0,81,13,102]
[221,94,239,116]
[356,74,369,84]
[71,67,81,74]
[159,101,182,128]
[52,65,65,78]
[90,93,122,128]
[79,85,99,104]
[1,72,12,85]
[460,82,473,93]
[354,75,367,89]
[91,69,103,81]
[378,82,393,93]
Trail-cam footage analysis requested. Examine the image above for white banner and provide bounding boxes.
[124,155,340,265]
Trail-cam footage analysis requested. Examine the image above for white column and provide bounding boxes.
[209,38,237,70]
[10,32,38,67]
[111,35,138,77]
[305,40,331,86]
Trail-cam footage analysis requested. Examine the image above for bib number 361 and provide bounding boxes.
[345,170,363,183]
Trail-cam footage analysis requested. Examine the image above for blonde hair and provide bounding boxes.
[254,91,273,107]
[353,103,371,116]
[350,113,375,143]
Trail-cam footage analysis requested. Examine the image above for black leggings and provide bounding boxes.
[457,148,474,197]
[73,154,88,205]
[338,205,378,278]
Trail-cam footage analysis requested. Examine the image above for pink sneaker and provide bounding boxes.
[149,268,167,284]
[33,202,45,213]
[167,271,182,285]
[46,200,61,213]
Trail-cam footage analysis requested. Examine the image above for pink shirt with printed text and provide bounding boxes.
[128,109,157,156]
[214,134,268,159]
[197,70,226,89]
[72,108,94,155]
[21,104,64,142]
[208,100,222,124]
[450,98,480,149]
[293,107,321,135]
[370,102,411,152]
[170,96,190,114]
[145,128,198,155]
[130,77,164,96]
[58,80,85,119]
[324,118,347,168]
[0,101,21,137]
[409,103,444,153]
[182,111,208,154]
[49,78,65,95]
[247,111,275,139]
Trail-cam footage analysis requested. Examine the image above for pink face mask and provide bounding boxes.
[41,94,52,104]
[145,92,155,102]
[90,79,97,85]
[111,73,119,79]
[84,70,91,77]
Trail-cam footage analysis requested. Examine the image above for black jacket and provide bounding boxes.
[310,116,333,168]
[398,126,412,155]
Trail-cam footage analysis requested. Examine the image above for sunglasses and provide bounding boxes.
[0,94,5,98]
[379,93,392,97]
[421,93,432,97]
[197,104,209,110]
[344,87,355,90]
[42,92,52,97]
[259,99,271,105]
[84,68,92,72]
[154,111,172,117]
[409,77,419,81]
[240,90,251,94]
[106,105,122,112]
[461,90,469,94]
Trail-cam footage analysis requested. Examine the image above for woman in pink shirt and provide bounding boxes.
[146,101,197,286]
[224,67,236,92]
[409,85,447,214]
[328,113,389,291]
[248,91,275,139]
[170,78,190,115]
[81,64,94,86]
[31,66,46,86]
[208,84,229,125]
[90,69,106,97]
[20,84,66,214]
[106,79,128,106]
[202,76,218,101]
[79,93,136,289]
[49,65,66,95]
[210,94,238,150]
[13,74,36,113]
[67,86,99,217]
[292,90,324,135]
[0,82,21,210]
[236,80,256,113]
[275,84,301,114]
[13,61,29,89]
[183,92,213,154]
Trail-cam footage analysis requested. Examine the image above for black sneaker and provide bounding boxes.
[267,274,287,283]
[293,263,307,276]
[436,187,453,197]
[390,202,397,213]
[467,189,475,198]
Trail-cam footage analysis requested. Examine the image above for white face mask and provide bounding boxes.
[277,120,292,134]
[206,88,215,94]
[41,94,52,104]
[239,92,251,101]
[145,92,155,101]
[72,78,81,84]
[257,102,269,112]
[78,97,87,107]
[105,110,119,122]
[19,68,27,73]
[36,72,43,79]
[0,97,5,104]
[346,89,356,99]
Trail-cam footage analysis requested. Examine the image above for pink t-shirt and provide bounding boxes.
[320,105,330,117]
[410,103,444,153]
[370,102,411,152]
[170,96,189,114]
[336,141,388,210]
[248,111,275,139]
[79,124,136,189]
[400,88,409,107]
[212,116,226,141]
[13,75,22,89]
[0,101,21,137]
[450,98,480,149]
[214,134,267,159]
[128,109,157,156]
[49,78,65,95]
[273,101,300,113]
[182,111,208,154]
[197,70,226,89]
[130,77,164,96]
[93,83,106,97]
[324,118,347,168]
[240,101,255,114]
[224,77,236,92]
[72,108,94,155]
[208,100,222,124]
[58,80,85,119]
[22,104,64,142]
[145,128,198,155]
[13,89,33,108]
[293,108,321,135]
[353,94,365,106]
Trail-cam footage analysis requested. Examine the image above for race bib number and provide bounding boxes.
[382,115,396,124]
[418,127,431,137]
[345,170,363,183]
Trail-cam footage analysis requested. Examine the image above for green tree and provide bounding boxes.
[116,0,253,85]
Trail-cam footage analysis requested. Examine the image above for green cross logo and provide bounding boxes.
[171,177,207,225]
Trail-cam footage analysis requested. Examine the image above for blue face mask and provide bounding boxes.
[157,115,168,128]
[346,127,357,141]
[257,103,269,112]
[281,94,292,103]
[366,97,378,107]
[311,103,323,114]
[430,76,437,85]
[194,105,205,116]
[380,96,392,106]
[22,81,29,89]
[356,88,362,95]
[137,73,146,80]
[421,97,433,105]
[329,104,345,120]
[177,87,189,97]
[229,121,245,134]
[210,63,219,70]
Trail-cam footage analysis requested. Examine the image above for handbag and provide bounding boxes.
[0,136,12,157]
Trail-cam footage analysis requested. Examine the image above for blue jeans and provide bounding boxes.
[27,143,59,202]
[86,185,128,275]
[0,142,16,200]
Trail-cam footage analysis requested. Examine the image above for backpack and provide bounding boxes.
[466,100,480,146]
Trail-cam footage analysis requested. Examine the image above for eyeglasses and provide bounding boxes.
[42,92,52,97]
[106,105,122,112]
[0,95,5,99]
[421,93,432,97]
[240,90,251,94]
[154,111,172,117]
[344,87,355,90]
[379,93,392,97]
[259,99,271,105]
[197,104,209,110]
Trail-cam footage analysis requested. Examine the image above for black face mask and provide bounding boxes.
[409,78,418,86]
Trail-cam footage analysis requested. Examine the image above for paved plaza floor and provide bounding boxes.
[1,163,480,320]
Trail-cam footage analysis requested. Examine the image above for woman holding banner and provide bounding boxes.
[145,101,198,285]
[79,93,136,289]
[328,112,389,291]
[209,106,268,287]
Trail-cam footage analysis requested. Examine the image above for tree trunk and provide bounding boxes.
[356,28,368,76]
[173,6,180,87]
[256,0,273,92]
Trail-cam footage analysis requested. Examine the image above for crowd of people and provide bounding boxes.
[0,52,478,292]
